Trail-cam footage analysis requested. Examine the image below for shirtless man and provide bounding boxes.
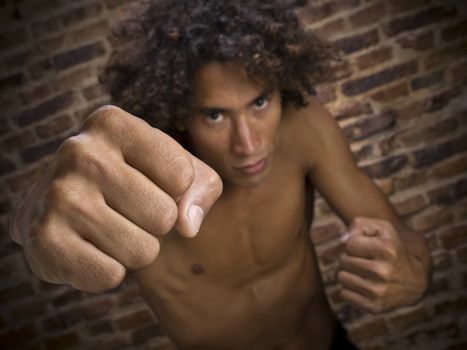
[9,1,432,349]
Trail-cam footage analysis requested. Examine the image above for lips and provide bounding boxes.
[235,158,267,175]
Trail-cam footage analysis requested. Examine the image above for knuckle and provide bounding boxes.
[93,263,126,293]
[154,200,178,234]
[57,136,86,161]
[126,237,160,269]
[169,154,195,197]
[207,171,223,198]
[375,264,391,281]
[84,105,123,131]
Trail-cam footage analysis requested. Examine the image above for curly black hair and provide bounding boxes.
[102,0,334,133]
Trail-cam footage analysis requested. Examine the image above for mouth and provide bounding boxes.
[234,157,268,175]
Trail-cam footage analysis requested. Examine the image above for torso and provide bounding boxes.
[133,104,338,349]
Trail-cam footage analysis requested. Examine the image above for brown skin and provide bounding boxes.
[10,61,431,350]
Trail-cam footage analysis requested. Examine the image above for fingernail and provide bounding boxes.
[188,205,204,236]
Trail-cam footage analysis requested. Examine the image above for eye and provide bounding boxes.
[253,96,269,110]
[205,110,224,123]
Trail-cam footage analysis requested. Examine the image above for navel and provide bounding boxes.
[191,263,205,275]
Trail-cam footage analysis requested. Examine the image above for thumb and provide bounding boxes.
[175,155,223,237]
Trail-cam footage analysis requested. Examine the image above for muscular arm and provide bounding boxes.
[295,97,432,311]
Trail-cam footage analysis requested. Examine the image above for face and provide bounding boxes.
[183,61,282,188]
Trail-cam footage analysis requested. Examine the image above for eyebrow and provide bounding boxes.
[196,87,272,115]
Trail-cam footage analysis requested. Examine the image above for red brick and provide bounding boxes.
[311,221,343,245]
[52,289,84,308]
[434,295,467,315]
[315,84,337,104]
[81,297,114,320]
[425,41,467,70]
[82,83,108,101]
[424,86,464,113]
[442,20,467,42]
[4,163,44,193]
[348,2,386,29]
[396,100,425,121]
[386,0,428,13]
[333,29,379,55]
[408,206,453,232]
[21,137,65,164]
[105,0,126,10]
[439,224,467,250]
[44,332,80,350]
[447,343,467,350]
[115,309,155,331]
[299,0,360,23]
[343,110,395,141]
[374,178,394,195]
[0,129,37,152]
[328,60,353,82]
[354,143,374,162]
[55,66,95,91]
[361,154,408,179]
[396,31,434,51]
[355,46,393,70]
[19,83,53,105]
[411,69,444,90]
[388,307,429,331]
[35,114,74,139]
[52,42,106,70]
[131,324,165,345]
[0,324,37,348]
[371,81,410,102]
[392,194,428,216]
[17,0,63,19]
[61,3,103,28]
[3,49,34,71]
[72,19,109,44]
[385,6,456,37]
[333,101,373,121]
[450,60,467,81]
[0,27,29,52]
[9,299,48,321]
[348,318,388,343]
[412,135,466,169]
[0,281,35,304]
[31,16,63,38]
[37,34,68,55]
[431,249,452,270]
[457,244,467,264]
[86,320,114,336]
[15,91,75,126]
[314,199,334,217]
[342,60,418,96]
[117,286,146,307]
[400,117,458,148]
[318,240,345,266]
[433,153,467,178]
[313,18,346,40]
[426,277,449,295]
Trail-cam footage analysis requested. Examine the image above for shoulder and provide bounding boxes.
[281,95,346,174]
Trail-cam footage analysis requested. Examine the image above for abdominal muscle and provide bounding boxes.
[134,232,337,350]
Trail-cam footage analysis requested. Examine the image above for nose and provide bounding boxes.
[231,115,260,156]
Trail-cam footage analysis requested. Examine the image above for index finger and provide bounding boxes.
[345,234,388,260]
[87,106,195,199]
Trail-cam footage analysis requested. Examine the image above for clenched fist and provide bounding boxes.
[10,106,223,293]
[337,217,429,314]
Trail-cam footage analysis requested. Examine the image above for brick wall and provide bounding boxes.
[0,0,466,349]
